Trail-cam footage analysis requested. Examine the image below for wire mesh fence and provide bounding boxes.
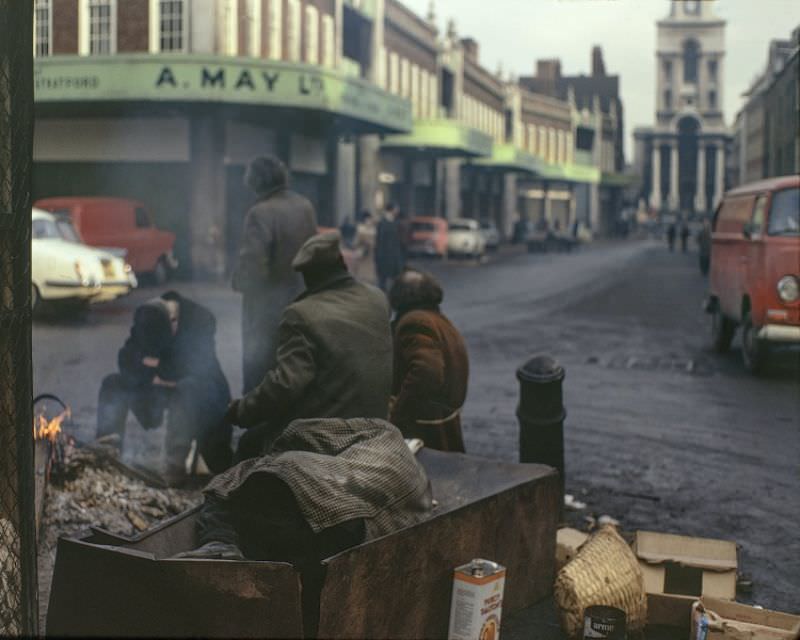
[0,1,36,635]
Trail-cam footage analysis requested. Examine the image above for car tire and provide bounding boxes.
[31,284,41,313]
[710,304,735,353]
[153,257,169,286]
[741,311,767,375]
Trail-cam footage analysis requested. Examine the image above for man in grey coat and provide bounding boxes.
[229,232,394,460]
[233,156,317,393]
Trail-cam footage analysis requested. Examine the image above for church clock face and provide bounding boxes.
[685,0,700,15]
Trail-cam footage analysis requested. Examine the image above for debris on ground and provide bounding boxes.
[564,493,587,510]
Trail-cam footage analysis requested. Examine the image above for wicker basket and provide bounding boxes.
[554,525,648,638]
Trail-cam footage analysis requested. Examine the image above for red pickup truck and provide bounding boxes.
[35,197,177,283]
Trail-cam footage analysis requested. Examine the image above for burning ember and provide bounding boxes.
[33,408,71,442]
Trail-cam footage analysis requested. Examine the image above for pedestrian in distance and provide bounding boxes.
[232,156,317,394]
[667,222,677,252]
[228,232,394,461]
[697,218,712,275]
[680,219,690,253]
[353,210,378,285]
[388,269,469,452]
[374,202,406,291]
[96,291,233,486]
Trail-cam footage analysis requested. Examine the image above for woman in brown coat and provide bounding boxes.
[388,269,469,452]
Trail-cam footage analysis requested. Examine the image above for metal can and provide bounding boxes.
[583,605,627,639]
[448,559,506,640]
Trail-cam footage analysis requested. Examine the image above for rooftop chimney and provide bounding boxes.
[536,59,561,81]
[591,46,606,77]
[461,37,479,63]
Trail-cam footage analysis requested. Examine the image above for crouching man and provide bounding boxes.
[176,417,433,562]
[388,269,469,452]
[96,291,233,485]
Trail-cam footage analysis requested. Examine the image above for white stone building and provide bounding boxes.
[633,0,731,215]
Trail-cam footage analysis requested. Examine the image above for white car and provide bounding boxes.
[447,219,487,258]
[32,207,137,310]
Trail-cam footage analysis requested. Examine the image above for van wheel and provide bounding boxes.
[710,306,735,353]
[31,284,41,313]
[741,311,767,375]
[153,257,169,286]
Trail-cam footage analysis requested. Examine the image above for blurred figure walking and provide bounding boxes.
[232,156,317,393]
[666,222,677,252]
[697,218,712,275]
[375,203,406,291]
[353,210,377,284]
[388,269,469,452]
[680,220,690,253]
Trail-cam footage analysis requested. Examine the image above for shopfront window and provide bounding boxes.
[34,0,52,57]
[159,0,185,52]
[88,0,116,54]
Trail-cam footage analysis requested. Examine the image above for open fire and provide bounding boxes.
[33,408,70,443]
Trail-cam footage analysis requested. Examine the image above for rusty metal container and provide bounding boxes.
[46,449,560,639]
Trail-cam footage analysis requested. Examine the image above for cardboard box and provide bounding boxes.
[634,531,738,628]
[556,527,589,570]
[691,597,800,640]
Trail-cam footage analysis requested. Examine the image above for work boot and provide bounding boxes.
[173,541,245,561]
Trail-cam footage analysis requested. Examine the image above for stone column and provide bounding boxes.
[650,141,661,210]
[694,143,706,213]
[714,143,725,208]
[668,141,680,210]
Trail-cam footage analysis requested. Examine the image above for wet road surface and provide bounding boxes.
[33,238,800,614]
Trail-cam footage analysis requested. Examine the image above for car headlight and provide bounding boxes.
[777,275,799,302]
[123,263,133,273]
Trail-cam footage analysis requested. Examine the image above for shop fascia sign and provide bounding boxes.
[33,55,412,133]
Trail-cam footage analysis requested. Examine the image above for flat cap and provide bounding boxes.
[292,231,343,272]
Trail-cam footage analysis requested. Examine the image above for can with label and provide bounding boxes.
[448,559,506,640]
[582,605,627,639]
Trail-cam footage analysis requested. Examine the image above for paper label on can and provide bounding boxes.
[583,616,617,638]
[448,567,505,640]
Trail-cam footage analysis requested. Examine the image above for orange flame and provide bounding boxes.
[33,408,70,442]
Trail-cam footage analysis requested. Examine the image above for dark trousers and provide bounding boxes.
[96,373,233,473]
[197,474,365,564]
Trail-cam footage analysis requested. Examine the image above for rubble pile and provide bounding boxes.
[41,446,201,544]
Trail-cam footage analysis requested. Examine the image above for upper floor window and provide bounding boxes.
[708,90,717,110]
[663,59,672,81]
[708,59,718,83]
[664,89,672,110]
[158,0,185,52]
[85,0,116,54]
[683,39,700,84]
[34,0,52,57]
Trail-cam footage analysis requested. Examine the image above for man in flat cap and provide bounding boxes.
[230,232,394,460]
[232,155,317,394]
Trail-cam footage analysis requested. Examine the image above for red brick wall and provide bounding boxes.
[52,0,79,54]
[118,0,149,52]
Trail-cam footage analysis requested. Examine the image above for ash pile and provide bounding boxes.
[41,442,201,544]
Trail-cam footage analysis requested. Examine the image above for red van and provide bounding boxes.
[707,175,800,373]
[406,216,449,258]
[35,197,177,283]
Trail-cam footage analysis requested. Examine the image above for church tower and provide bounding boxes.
[636,0,730,214]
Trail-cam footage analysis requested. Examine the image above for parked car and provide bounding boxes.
[406,216,448,258]
[35,196,177,284]
[479,219,501,251]
[448,219,487,258]
[707,175,800,374]
[32,208,137,311]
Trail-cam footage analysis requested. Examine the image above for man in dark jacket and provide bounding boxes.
[388,269,469,452]
[374,203,406,291]
[96,291,233,484]
[233,156,317,393]
[230,232,394,460]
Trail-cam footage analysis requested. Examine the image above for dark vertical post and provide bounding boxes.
[516,355,566,513]
[0,0,36,634]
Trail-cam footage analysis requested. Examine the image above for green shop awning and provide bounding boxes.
[601,171,635,187]
[34,55,411,134]
[381,118,494,158]
[535,161,601,184]
[474,144,539,173]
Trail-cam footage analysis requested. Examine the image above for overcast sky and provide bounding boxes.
[402,0,800,161]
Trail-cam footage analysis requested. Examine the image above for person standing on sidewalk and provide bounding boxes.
[680,219,690,253]
[666,222,677,252]
[374,203,406,291]
[232,156,317,394]
[388,269,469,452]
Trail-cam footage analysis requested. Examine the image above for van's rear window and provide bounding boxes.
[411,222,436,232]
[768,188,799,236]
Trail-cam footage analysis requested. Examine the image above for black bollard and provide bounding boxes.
[516,355,566,508]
